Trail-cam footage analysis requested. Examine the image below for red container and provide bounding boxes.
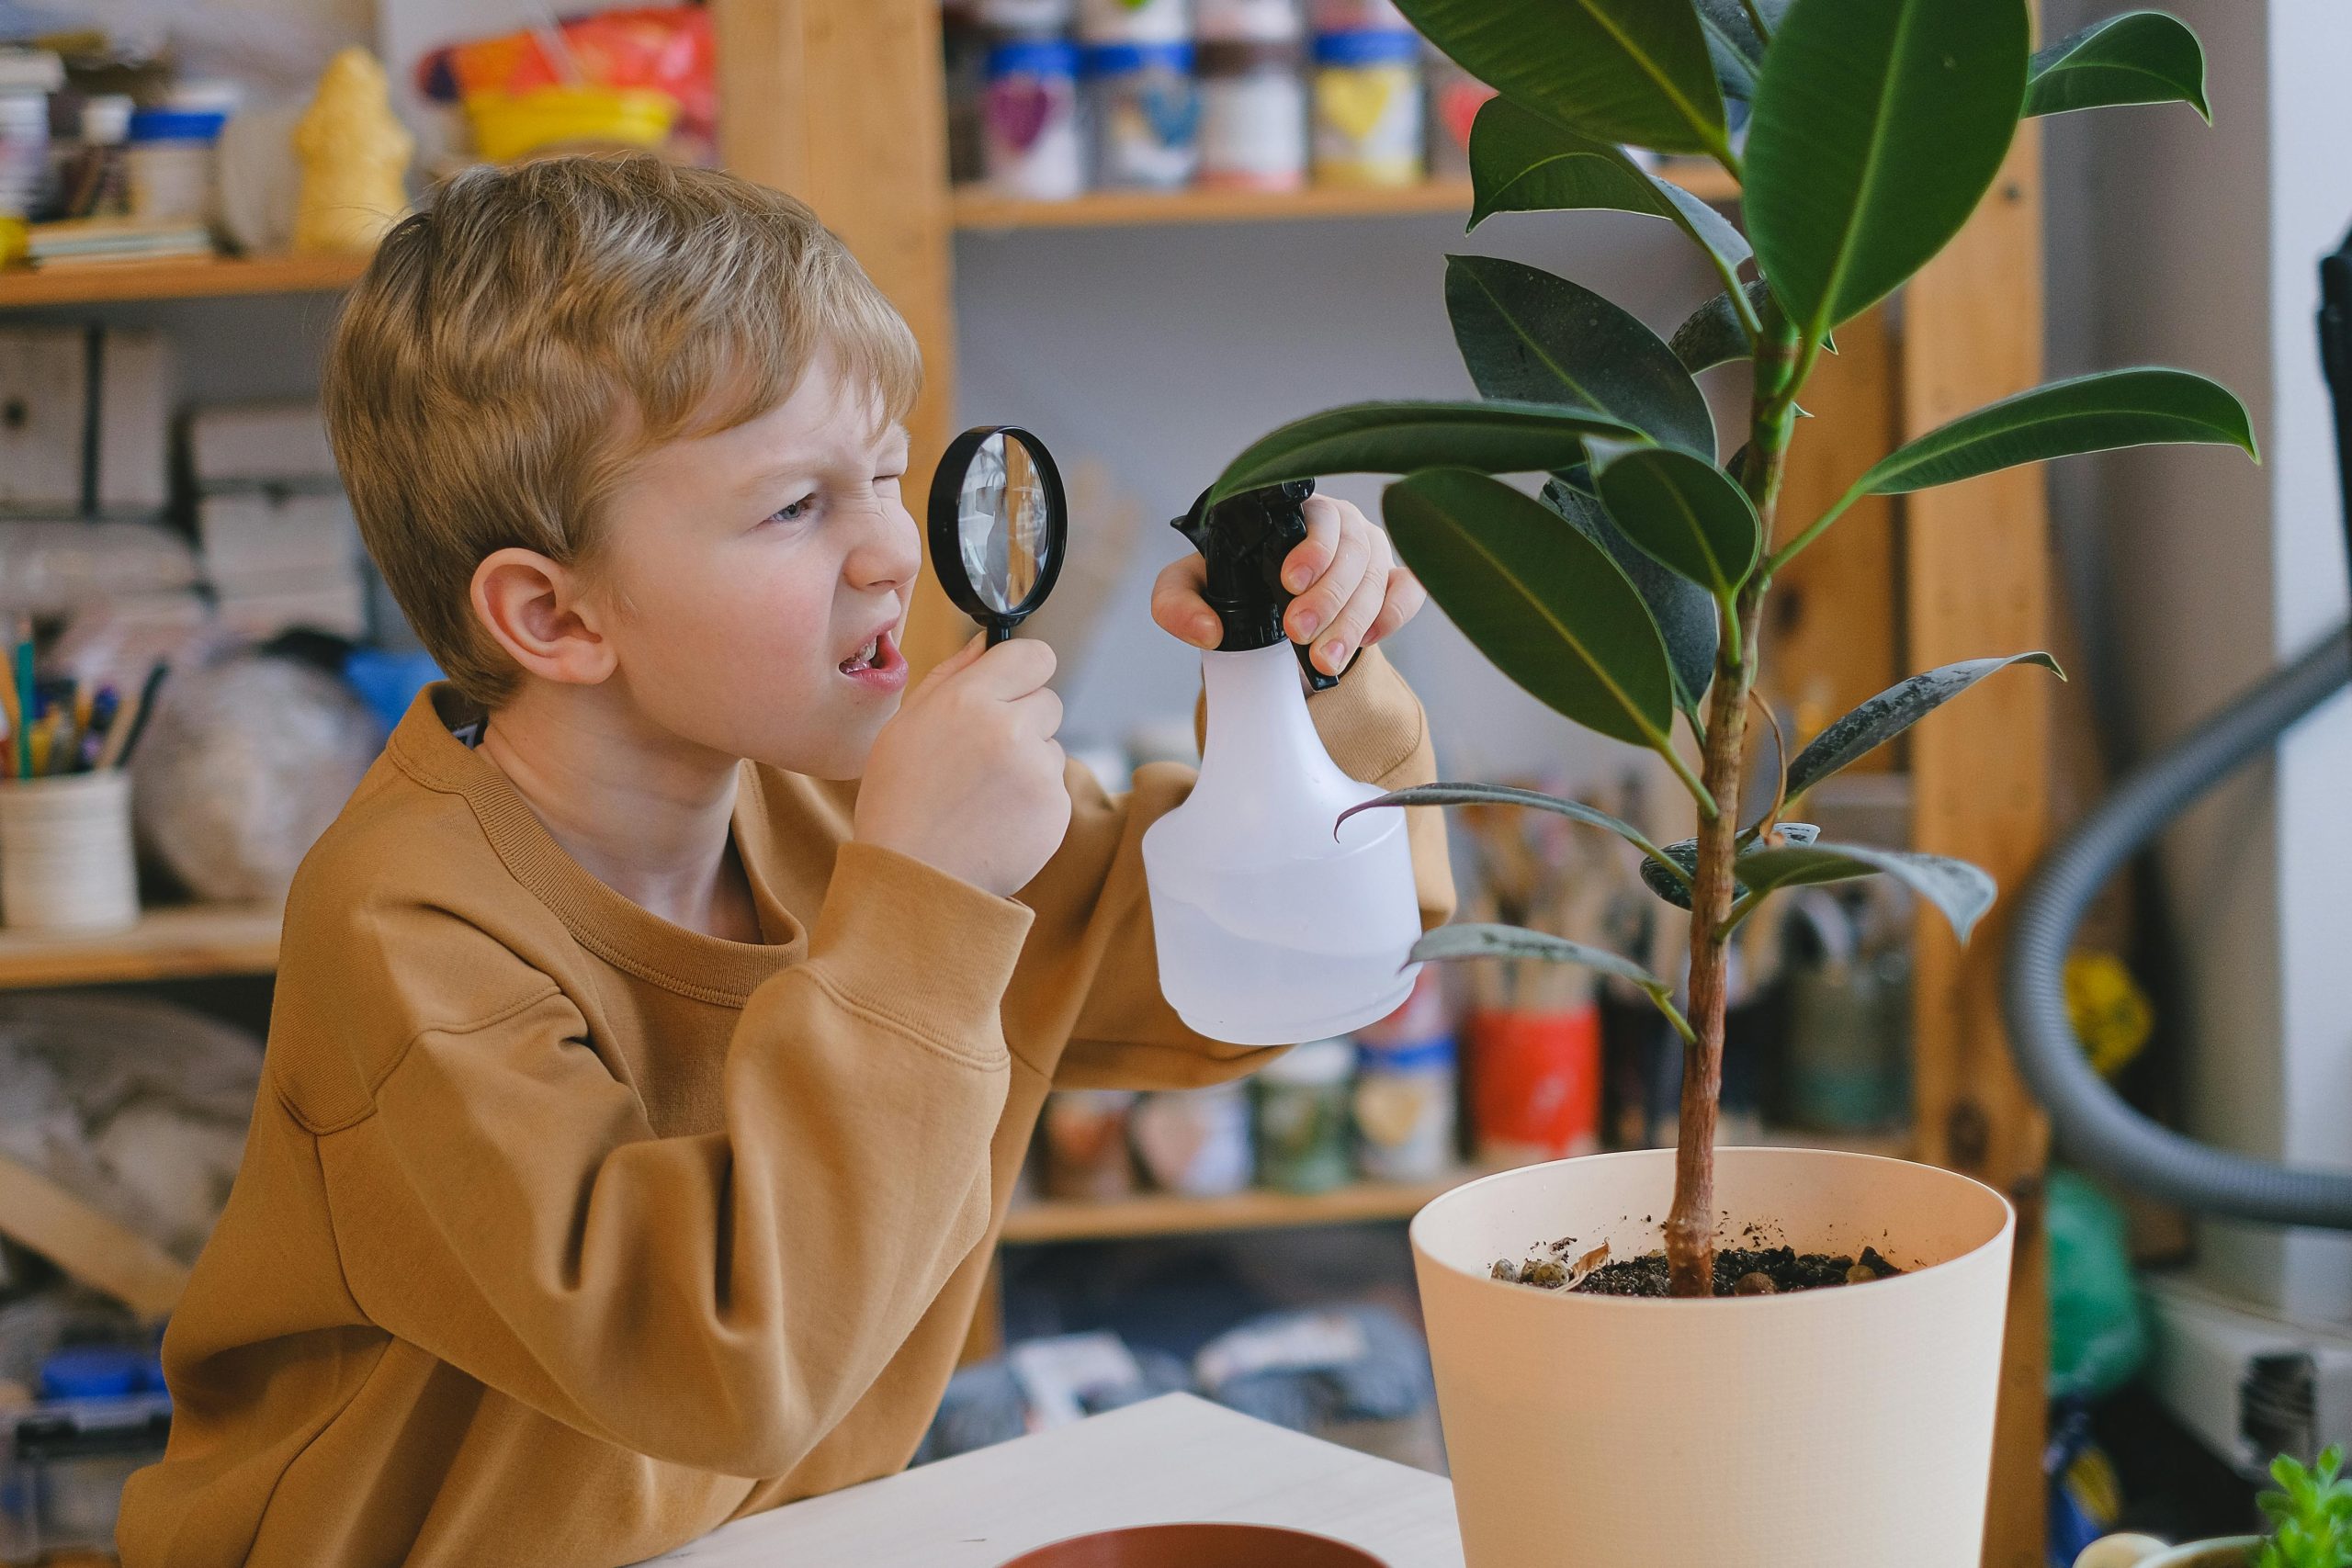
[1000,1523,1387,1567]
[1467,1005,1601,1164]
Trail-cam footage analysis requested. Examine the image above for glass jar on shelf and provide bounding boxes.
[1084,39,1200,191]
[1310,29,1423,189]
[984,37,1087,201]
[1198,39,1307,192]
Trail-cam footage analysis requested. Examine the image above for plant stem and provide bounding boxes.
[1661,306,1807,1301]
[1740,0,1773,42]
[1649,990,1699,1046]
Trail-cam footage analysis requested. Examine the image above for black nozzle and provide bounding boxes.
[1173,479,1350,690]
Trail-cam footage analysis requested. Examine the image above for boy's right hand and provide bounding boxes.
[855,636,1070,898]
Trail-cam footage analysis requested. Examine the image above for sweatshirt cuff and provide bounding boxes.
[803,841,1035,1060]
[1308,645,1430,785]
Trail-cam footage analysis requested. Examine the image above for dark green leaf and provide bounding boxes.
[1464,99,1751,280]
[1339,782,1679,869]
[1786,652,2064,800]
[1589,438,1761,596]
[1746,0,2030,340]
[2027,11,2209,120]
[1396,0,1730,156]
[1412,921,1670,997]
[1543,476,1717,714]
[1446,255,1715,453]
[1693,0,1773,100]
[1212,400,1638,502]
[1670,281,1769,373]
[1735,842,1998,942]
[1671,282,1836,374]
[1855,367,2257,494]
[1640,823,1817,908]
[1385,469,1677,750]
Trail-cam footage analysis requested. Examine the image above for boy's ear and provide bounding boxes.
[470,547,616,687]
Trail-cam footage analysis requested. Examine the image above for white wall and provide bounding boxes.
[2054,0,2352,1320]
[952,206,1721,795]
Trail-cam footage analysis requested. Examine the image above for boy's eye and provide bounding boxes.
[768,493,817,525]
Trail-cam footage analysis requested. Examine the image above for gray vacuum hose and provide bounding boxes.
[2001,628,2352,1229]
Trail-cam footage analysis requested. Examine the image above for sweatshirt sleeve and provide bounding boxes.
[310,842,1028,1479]
[1023,646,1455,1092]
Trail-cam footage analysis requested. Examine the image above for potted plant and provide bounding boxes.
[2075,1447,2350,1568]
[1205,0,2250,1562]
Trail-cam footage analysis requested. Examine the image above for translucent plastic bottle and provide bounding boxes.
[1142,479,1423,1045]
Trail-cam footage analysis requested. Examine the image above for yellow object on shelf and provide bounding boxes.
[464,86,679,164]
[294,48,414,256]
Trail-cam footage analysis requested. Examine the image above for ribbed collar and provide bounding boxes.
[385,686,804,1007]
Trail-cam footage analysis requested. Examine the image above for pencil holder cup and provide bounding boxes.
[0,772,140,934]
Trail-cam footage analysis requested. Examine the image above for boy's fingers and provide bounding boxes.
[1014,685,1065,740]
[1285,520,1369,646]
[1363,567,1427,646]
[964,636,1058,698]
[1150,557,1222,648]
[1282,496,1345,593]
[1315,570,1388,675]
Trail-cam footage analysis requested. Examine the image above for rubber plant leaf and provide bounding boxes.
[1446,254,1715,454]
[1852,367,2258,494]
[1745,0,2030,342]
[1383,468,1677,751]
[1732,841,1998,942]
[1640,824,1818,909]
[1464,99,1751,280]
[1393,0,1730,157]
[1412,921,1672,998]
[1784,652,2064,800]
[2026,11,2210,121]
[1338,782,1680,874]
[1670,282,1836,374]
[1691,0,1793,101]
[1211,400,1641,502]
[1544,475,1717,716]
[1588,437,1762,597]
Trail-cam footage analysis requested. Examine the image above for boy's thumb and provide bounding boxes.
[910,632,989,698]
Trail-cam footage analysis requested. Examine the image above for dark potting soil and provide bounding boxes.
[1491,1239,1904,1298]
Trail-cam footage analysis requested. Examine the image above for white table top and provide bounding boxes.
[647,1393,1463,1568]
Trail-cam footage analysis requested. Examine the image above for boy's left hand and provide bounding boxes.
[1151,495,1428,677]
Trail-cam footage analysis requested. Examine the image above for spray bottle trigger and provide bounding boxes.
[1295,638,1360,692]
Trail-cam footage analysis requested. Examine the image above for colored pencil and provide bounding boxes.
[10,629,30,781]
[99,660,168,772]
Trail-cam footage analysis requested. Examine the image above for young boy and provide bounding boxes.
[118,153,1451,1568]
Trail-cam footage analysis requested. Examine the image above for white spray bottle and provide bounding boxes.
[1142,479,1424,1046]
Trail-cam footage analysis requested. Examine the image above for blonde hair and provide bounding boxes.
[323,152,922,707]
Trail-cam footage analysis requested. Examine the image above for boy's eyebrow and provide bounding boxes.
[740,425,912,493]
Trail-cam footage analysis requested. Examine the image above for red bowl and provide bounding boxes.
[997,1523,1389,1567]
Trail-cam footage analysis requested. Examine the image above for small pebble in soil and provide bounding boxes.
[1491,1243,1905,1298]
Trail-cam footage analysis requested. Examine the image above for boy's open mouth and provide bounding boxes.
[838,628,906,687]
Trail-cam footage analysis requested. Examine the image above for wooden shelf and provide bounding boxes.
[1001,1168,1480,1244]
[0,902,283,990]
[0,252,369,310]
[954,163,1736,232]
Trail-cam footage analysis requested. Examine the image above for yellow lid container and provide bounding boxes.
[464,86,679,164]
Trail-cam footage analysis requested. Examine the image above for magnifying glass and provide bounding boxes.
[927,425,1069,647]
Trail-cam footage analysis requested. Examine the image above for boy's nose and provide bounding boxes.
[844,500,922,591]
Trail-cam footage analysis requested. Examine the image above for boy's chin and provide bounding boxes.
[759,703,894,782]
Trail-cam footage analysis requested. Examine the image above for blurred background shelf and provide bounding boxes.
[951,163,1735,231]
[0,904,283,990]
[0,253,368,310]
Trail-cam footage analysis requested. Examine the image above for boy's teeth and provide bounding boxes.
[842,637,879,672]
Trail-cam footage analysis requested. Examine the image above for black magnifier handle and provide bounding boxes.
[987,622,1016,648]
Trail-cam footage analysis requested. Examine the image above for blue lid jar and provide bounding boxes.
[1313,29,1423,68]
[988,38,1084,79]
[40,1346,146,1401]
[128,107,231,143]
[1083,40,1196,76]
[1360,1034,1456,1074]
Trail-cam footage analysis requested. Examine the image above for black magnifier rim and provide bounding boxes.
[926,424,1069,632]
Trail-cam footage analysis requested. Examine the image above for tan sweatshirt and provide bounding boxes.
[118,648,1452,1568]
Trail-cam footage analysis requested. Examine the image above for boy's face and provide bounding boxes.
[588,355,918,779]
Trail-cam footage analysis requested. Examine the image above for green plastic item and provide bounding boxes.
[2048,1168,2150,1401]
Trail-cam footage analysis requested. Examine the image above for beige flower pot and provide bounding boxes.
[1410,1146,2015,1567]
